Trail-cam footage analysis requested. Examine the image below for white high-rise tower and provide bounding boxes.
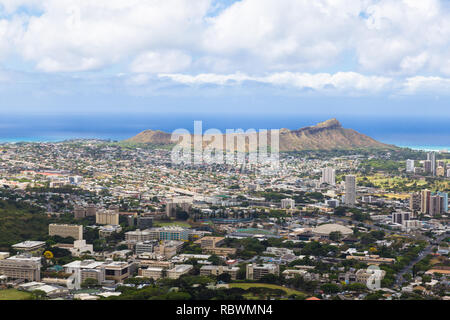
[321,167,336,186]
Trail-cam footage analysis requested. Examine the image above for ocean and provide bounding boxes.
[0,113,449,151]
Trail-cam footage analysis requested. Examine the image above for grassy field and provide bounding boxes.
[154,220,191,228]
[229,283,306,297]
[0,289,33,300]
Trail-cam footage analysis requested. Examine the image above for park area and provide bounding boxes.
[0,289,32,300]
[229,283,306,299]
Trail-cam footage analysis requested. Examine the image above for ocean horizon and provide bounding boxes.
[0,113,449,151]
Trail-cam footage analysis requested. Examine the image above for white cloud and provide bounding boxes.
[159,71,392,93]
[130,50,191,73]
[0,0,450,94]
[2,0,210,72]
[402,76,450,94]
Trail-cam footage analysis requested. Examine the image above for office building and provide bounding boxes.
[167,264,193,279]
[246,264,279,280]
[140,267,164,280]
[125,230,153,242]
[0,255,42,281]
[49,224,83,240]
[158,241,184,259]
[344,175,356,206]
[103,261,133,283]
[135,241,158,255]
[155,227,190,241]
[200,265,239,280]
[321,167,336,185]
[12,241,46,253]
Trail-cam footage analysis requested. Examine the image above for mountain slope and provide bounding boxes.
[124,118,396,151]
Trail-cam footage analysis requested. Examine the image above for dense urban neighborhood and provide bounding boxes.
[0,141,448,300]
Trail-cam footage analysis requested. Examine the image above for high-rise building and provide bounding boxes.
[74,204,96,219]
[447,168,450,178]
[436,166,445,177]
[427,152,436,176]
[420,189,431,214]
[430,195,442,216]
[321,167,336,185]
[423,160,432,173]
[406,159,415,173]
[409,193,421,213]
[344,175,356,206]
[438,192,448,213]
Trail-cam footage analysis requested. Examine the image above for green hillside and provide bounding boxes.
[0,198,49,251]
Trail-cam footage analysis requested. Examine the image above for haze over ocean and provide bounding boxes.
[0,113,448,151]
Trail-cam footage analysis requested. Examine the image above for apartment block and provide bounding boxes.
[96,210,119,225]
[49,224,83,240]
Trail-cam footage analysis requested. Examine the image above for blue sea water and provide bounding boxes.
[0,112,448,151]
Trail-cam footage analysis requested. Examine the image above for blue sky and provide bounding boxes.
[1,0,450,117]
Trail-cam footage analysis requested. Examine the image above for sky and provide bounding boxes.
[1,0,450,117]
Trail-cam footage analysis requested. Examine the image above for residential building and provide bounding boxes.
[421,189,431,214]
[320,167,336,185]
[344,175,356,206]
[49,224,83,240]
[409,192,421,213]
[406,159,415,173]
[96,210,119,225]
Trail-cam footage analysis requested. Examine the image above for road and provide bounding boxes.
[394,232,448,287]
